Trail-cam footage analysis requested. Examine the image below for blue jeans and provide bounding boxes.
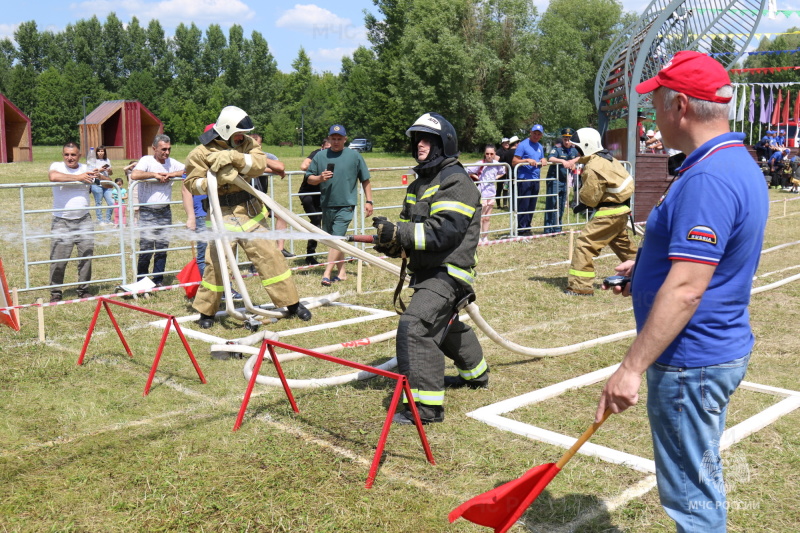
[544,180,567,233]
[194,215,207,276]
[91,184,114,223]
[647,353,750,533]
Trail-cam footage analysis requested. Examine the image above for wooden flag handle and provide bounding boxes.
[555,409,611,469]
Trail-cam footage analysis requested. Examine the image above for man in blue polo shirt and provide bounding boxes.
[596,51,768,532]
[512,125,547,235]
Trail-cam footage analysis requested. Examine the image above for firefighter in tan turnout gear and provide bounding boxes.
[371,112,489,425]
[183,106,311,328]
[565,127,637,296]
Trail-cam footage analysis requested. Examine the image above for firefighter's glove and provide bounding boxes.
[215,164,241,186]
[372,217,403,258]
[206,151,246,172]
[573,202,589,215]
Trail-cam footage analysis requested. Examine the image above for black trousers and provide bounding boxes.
[395,272,486,417]
[300,192,322,255]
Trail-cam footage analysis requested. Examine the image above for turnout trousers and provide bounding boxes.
[567,210,637,294]
[192,199,298,316]
[396,272,487,418]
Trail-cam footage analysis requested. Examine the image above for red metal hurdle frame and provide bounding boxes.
[77,297,206,396]
[234,338,436,488]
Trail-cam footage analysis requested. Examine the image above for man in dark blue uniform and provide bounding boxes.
[544,128,580,233]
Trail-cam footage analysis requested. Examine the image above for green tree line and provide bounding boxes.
[0,0,667,150]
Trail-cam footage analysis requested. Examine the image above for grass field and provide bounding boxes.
[1,146,800,532]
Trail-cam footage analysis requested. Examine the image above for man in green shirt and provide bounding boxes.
[305,124,373,285]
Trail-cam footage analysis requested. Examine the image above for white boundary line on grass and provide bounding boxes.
[467,365,800,531]
[148,301,396,344]
[467,364,800,474]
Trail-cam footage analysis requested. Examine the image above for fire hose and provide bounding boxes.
[204,172,800,388]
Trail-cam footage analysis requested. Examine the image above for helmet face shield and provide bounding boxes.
[406,112,458,158]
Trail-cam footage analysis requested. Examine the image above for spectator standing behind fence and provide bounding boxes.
[298,138,331,265]
[131,134,185,287]
[465,144,506,241]
[47,142,101,302]
[496,135,518,210]
[89,145,114,225]
[112,178,127,227]
[305,125,373,286]
[512,126,547,235]
[544,128,580,234]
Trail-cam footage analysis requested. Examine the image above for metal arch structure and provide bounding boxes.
[595,0,768,167]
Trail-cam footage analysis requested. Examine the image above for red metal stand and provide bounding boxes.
[234,338,436,488]
[78,297,206,396]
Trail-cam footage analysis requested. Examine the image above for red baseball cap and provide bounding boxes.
[635,51,732,103]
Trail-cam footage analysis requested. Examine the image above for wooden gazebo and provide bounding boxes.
[78,100,163,160]
[0,93,33,163]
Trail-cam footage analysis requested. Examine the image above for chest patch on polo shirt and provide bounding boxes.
[687,225,717,245]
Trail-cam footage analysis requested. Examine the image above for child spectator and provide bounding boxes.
[112,178,127,227]
[465,144,506,241]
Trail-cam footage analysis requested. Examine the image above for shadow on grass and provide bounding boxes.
[454,485,621,533]
[519,488,622,532]
[527,275,569,291]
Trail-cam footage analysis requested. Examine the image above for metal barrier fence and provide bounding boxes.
[0,180,127,293]
[126,178,194,284]
[510,160,633,236]
[2,160,634,297]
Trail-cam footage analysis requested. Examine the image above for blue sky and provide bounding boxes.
[0,1,798,73]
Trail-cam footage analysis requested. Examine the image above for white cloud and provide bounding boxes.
[72,0,255,28]
[309,46,357,61]
[307,47,359,73]
[276,4,351,33]
[0,23,20,41]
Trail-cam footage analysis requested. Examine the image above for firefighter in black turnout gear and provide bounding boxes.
[372,113,489,425]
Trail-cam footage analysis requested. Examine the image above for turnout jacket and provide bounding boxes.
[396,157,481,288]
[579,154,634,215]
[184,137,268,197]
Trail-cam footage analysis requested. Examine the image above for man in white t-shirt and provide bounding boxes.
[48,142,101,302]
[131,134,186,286]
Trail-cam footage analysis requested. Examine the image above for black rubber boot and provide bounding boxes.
[287,302,312,321]
[198,313,215,329]
[444,368,489,389]
[392,404,444,425]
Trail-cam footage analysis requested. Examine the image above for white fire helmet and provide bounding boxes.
[573,127,604,157]
[214,106,254,143]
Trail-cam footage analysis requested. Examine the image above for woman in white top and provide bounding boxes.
[89,145,114,225]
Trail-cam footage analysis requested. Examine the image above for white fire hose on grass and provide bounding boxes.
[218,173,800,388]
